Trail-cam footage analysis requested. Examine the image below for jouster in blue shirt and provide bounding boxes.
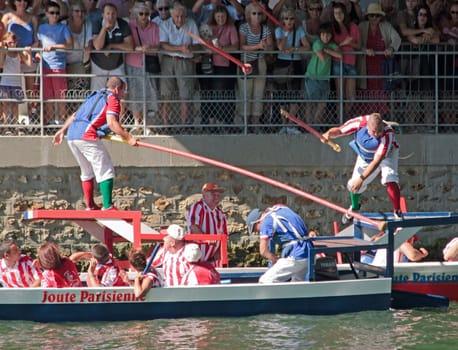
[259,205,310,260]
[247,205,313,283]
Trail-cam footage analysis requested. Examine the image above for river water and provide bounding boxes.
[0,303,456,349]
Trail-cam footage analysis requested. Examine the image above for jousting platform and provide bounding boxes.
[23,210,229,267]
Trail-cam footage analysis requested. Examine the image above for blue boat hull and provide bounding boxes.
[0,279,391,322]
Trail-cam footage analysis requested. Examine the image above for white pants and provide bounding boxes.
[68,139,115,183]
[347,148,399,194]
[259,257,309,283]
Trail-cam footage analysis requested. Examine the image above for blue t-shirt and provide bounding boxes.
[37,23,72,69]
[259,206,310,260]
[274,26,306,61]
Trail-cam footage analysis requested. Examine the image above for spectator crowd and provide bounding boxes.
[0,0,457,135]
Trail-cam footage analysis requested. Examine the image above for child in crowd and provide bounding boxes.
[304,22,341,124]
[37,1,73,125]
[0,32,33,134]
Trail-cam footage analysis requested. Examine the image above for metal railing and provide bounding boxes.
[0,44,456,136]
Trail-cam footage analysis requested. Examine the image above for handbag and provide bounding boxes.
[145,55,160,74]
[381,56,402,92]
[273,60,293,85]
[201,53,214,74]
[136,27,160,74]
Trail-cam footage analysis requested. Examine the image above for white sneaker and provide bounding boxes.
[393,210,404,220]
[342,206,359,225]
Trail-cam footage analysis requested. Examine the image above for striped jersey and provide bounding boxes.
[0,255,42,288]
[41,257,82,288]
[187,199,228,261]
[95,258,128,287]
[152,246,190,286]
[340,115,398,160]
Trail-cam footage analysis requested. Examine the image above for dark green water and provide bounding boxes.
[0,303,456,349]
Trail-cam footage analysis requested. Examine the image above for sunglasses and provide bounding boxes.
[157,6,170,11]
[418,12,428,17]
[48,11,60,15]
[138,12,149,16]
[368,14,381,18]
[251,12,263,15]
[451,11,458,14]
[283,17,295,20]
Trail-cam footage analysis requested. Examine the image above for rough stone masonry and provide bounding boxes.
[1,134,457,264]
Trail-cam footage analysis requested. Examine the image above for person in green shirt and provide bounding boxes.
[305,23,342,124]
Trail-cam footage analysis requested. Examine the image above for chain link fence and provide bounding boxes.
[0,45,457,136]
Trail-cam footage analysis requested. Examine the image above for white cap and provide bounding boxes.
[183,243,202,263]
[166,224,185,240]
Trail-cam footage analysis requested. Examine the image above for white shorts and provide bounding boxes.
[259,257,308,283]
[68,139,115,183]
[347,147,399,193]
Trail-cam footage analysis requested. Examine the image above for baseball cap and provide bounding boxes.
[183,243,202,263]
[246,208,262,235]
[166,224,185,240]
[202,183,225,193]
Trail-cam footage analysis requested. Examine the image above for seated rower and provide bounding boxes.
[38,242,82,288]
[128,248,163,298]
[152,224,190,286]
[180,243,220,285]
[0,240,42,288]
[71,243,128,287]
[371,235,428,265]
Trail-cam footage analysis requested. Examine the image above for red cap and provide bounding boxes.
[202,183,225,193]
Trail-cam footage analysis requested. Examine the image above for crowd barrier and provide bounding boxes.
[0,44,456,136]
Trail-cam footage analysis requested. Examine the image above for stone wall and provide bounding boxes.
[1,135,457,263]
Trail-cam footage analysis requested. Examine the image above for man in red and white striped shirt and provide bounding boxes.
[0,240,42,288]
[187,183,228,263]
[152,224,190,286]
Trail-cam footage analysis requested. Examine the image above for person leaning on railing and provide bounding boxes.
[273,7,310,118]
[331,1,361,117]
[1,0,39,119]
[66,0,93,93]
[237,2,274,134]
[357,2,401,115]
[126,1,160,134]
[90,3,134,91]
[159,2,201,129]
[204,4,240,128]
[37,1,73,125]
